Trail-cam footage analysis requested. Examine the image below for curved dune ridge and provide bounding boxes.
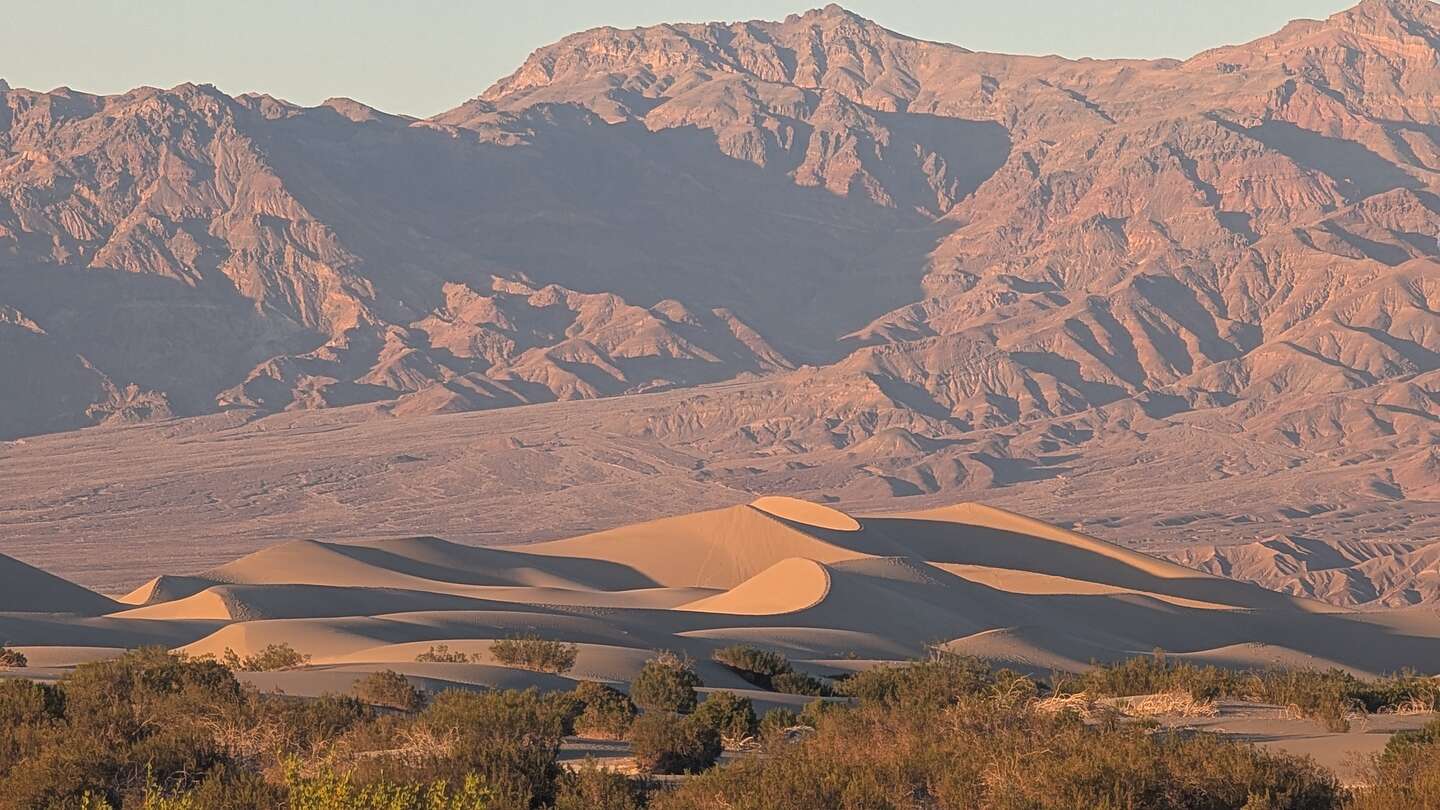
[4,497,1440,685]
[677,558,833,615]
[749,496,862,532]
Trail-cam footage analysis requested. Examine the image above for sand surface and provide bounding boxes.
[6,496,1440,679]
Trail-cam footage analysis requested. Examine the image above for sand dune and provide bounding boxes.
[0,553,119,615]
[4,497,1440,693]
[678,558,833,615]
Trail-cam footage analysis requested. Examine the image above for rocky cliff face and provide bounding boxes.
[0,1,1436,495]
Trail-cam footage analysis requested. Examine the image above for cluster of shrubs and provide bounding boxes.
[490,636,579,674]
[710,644,831,696]
[658,653,1344,810]
[1059,649,1440,732]
[222,643,311,671]
[5,645,1439,808]
[416,637,578,675]
[0,647,650,809]
[0,644,26,668]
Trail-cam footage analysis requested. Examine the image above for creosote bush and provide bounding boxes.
[0,644,27,668]
[769,671,831,697]
[629,651,702,713]
[691,690,757,743]
[222,643,311,671]
[628,712,722,775]
[569,681,637,739]
[353,670,426,711]
[711,645,790,687]
[553,763,645,810]
[490,634,579,674]
[415,644,471,664]
[757,708,800,743]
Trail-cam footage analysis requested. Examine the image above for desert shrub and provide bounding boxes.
[770,671,831,697]
[654,679,1343,810]
[711,645,791,687]
[0,648,248,807]
[354,670,425,711]
[835,652,995,709]
[222,643,310,671]
[570,681,637,739]
[285,761,494,809]
[1061,650,1241,703]
[553,763,644,810]
[0,644,27,668]
[262,693,376,758]
[629,712,722,775]
[0,678,64,778]
[1352,717,1440,809]
[692,690,756,743]
[0,676,63,723]
[489,634,578,674]
[415,644,471,664]
[798,698,842,729]
[1381,716,1440,760]
[757,708,800,742]
[1063,654,1440,732]
[415,688,567,805]
[630,652,702,713]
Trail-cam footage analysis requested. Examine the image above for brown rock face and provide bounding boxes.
[0,2,1436,528]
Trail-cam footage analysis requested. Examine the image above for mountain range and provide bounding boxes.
[1,1,1437,598]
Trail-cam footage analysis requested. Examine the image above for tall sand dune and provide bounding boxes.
[0,553,119,615]
[8,496,1440,688]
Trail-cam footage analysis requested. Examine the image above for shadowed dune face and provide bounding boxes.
[0,554,119,615]
[5,497,1440,686]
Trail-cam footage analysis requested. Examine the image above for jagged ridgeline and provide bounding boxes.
[1,0,1436,449]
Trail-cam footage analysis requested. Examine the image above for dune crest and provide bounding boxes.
[677,557,833,615]
[750,497,862,532]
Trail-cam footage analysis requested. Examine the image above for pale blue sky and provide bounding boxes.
[5,1,1356,117]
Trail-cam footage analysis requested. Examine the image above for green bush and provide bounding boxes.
[798,698,840,729]
[711,645,791,687]
[417,688,567,804]
[757,708,800,742]
[285,761,494,810]
[570,681,637,739]
[415,644,471,664]
[1353,716,1440,808]
[629,652,702,713]
[354,670,426,711]
[629,712,722,775]
[692,690,756,743]
[835,653,995,708]
[0,645,27,668]
[222,643,310,671]
[553,763,644,810]
[489,635,578,674]
[770,671,831,697]
[265,693,375,757]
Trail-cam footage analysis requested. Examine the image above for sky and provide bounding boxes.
[5,1,1357,118]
